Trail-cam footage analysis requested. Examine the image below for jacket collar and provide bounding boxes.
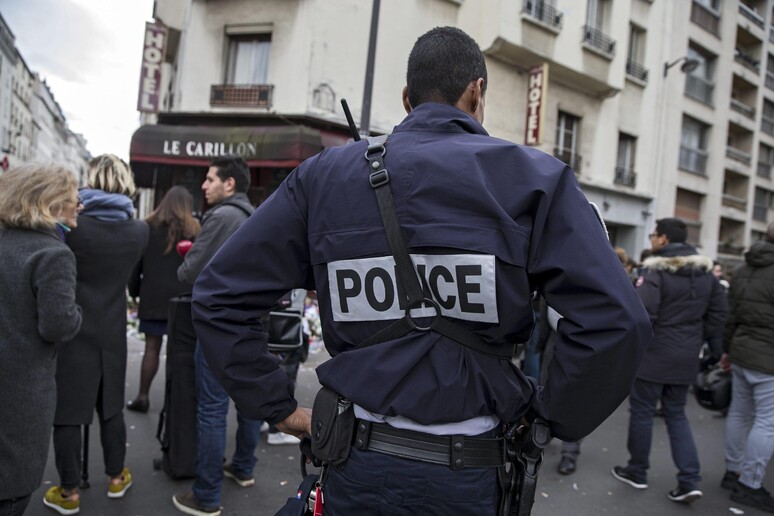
[392,102,489,137]
[642,253,714,274]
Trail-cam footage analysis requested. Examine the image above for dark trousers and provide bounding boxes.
[323,447,500,515]
[626,379,701,489]
[53,411,126,489]
[0,494,31,516]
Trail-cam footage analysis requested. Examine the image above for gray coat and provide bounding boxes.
[0,228,82,498]
[55,214,148,425]
[177,193,253,285]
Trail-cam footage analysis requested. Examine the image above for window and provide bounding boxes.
[679,116,709,175]
[554,111,582,172]
[759,143,774,178]
[584,0,615,56]
[586,0,610,29]
[675,188,703,243]
[764,100,774,136]
[754,187,773,221]
[615,133,637,186]
[685,45,715,105]
[626,25,648,81]
[695,0,720,11]
[226,33,271,84]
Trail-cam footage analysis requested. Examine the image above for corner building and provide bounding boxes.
[137,0,774,264]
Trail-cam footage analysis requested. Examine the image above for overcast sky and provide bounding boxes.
[0,0,155,160]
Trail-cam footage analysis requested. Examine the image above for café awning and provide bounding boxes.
[129,124,325,168]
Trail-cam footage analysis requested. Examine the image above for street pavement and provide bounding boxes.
[25,334,774,516]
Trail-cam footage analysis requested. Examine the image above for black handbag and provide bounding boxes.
[274,473,318,516]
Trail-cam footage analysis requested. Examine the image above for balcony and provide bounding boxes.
[730,98,756,118]
[582,25,615,58]
[763,116,774,136]
[718,242,746,255]
[210,84,274,108]
[758,161,772,178]
[691,1,720,36]
[739,3,765,28]
[625,59,649,83]
[685,75,714,106]
[614,167,637,187]
[726,146,752,164]
[679,146,708,175]
[554,148,582,173]
[735,48,760,72]
[522,0,563,31]
[722,193,748,211]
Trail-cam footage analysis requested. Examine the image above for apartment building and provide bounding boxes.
[0,14,15,161]
[132,0,774,264]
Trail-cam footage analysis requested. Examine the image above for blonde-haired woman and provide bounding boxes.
[0,165,83,516]
[46,154,149,515]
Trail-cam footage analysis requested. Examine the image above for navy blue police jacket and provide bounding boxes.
[192,102,652,441]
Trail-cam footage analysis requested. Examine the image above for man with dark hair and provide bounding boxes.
[613,217,728,505]
[720,222,774,513]
[173,155,261,516]
[192,27,651,514]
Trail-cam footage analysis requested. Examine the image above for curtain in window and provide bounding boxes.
[228,40,270,84]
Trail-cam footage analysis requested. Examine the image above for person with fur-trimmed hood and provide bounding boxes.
[612,217,728,504]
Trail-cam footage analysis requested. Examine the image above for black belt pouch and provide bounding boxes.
[310,387,354,466]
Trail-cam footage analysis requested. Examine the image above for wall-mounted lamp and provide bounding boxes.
[663,56,700,77]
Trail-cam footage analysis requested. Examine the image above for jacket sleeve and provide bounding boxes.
[635,270,662,322]
[528,164,652,441]
[191,165,316,423]
[127,255,143,299]
[178,208,237,285]
[703,277,729,341]
[723,276,741,353]
[34,246,82,343]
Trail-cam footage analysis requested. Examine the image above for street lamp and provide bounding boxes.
[663,56,700,77]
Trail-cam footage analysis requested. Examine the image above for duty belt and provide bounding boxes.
[353,419,506,470]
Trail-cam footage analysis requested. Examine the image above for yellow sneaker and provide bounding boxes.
[43,486,80,515]
[107,467,133,498]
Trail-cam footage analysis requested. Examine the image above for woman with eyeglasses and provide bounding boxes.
[0,165,83,516]
[44,154,149,515]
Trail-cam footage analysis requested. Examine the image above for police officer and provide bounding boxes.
[192,27,652,514]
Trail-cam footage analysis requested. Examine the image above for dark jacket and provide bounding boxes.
[191,102,652,441]
[724,239,774,374]
[635,242,728,384]
[56,214,148,425]
[129,223,190,320]
[0,228,82,498]
[177,193,253,285]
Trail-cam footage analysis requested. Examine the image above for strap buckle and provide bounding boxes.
[369,169,389,188]
[405,297,442,332]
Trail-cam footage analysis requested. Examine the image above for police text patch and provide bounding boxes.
[327,254,498,323]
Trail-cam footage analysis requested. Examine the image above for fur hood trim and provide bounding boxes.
[642,254,714,273]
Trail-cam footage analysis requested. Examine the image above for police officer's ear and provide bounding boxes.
[402,86,413,115]
[455,78,486,124]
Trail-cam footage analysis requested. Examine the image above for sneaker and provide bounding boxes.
[721,470,741,490]
[173,490,222,516]
[611,466,648,489]
[267,432,301,446]
[730,482,774,513]
[557,456,577,475]
[260,421,269,432]
[107,467,133,498]
[668,486,703,503]
[43,486,80,515]
[223,463,255,487]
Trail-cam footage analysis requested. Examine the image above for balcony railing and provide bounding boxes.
[722,193,748,211]
[758,161,772,178]
[582,25,615,57]
[679,145,708,175]
[614,166,637,187]
[730,98,756,118]
[735,48,760,72]
[726,146,752,164]
[522,0,563,30]
[753,204,768,221]
[626,59,649,83]
[763,116,774,136]
[691,1,720,35]
[210,84,274,108]
[718,242,745,255]
[685,75,714,105]
[740,3,765,28]
[554,148,582,173]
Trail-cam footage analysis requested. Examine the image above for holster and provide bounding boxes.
[310,387,355,467]
[498,419,551,516]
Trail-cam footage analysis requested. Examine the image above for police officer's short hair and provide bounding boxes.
[655,217,687,243]
[406,27,487,108]
[210,155,250,193]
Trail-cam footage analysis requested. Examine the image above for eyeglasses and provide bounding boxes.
[649,233,660,238]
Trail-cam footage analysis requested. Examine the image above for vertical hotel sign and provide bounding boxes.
[525,63,549,146]
[137,22,167,113]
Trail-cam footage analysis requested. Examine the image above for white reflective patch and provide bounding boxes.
[327,254,498,323]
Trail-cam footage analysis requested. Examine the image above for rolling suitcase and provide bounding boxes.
[153,294,198,478]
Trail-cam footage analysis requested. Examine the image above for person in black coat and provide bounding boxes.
[612,218,728,504]
[45,155,149,514]
[127,186,200,413]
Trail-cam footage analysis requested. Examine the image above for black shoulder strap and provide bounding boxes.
[358,136,514,359]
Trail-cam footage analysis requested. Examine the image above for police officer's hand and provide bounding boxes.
[275,406,312,439]
[719,352,732,373]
